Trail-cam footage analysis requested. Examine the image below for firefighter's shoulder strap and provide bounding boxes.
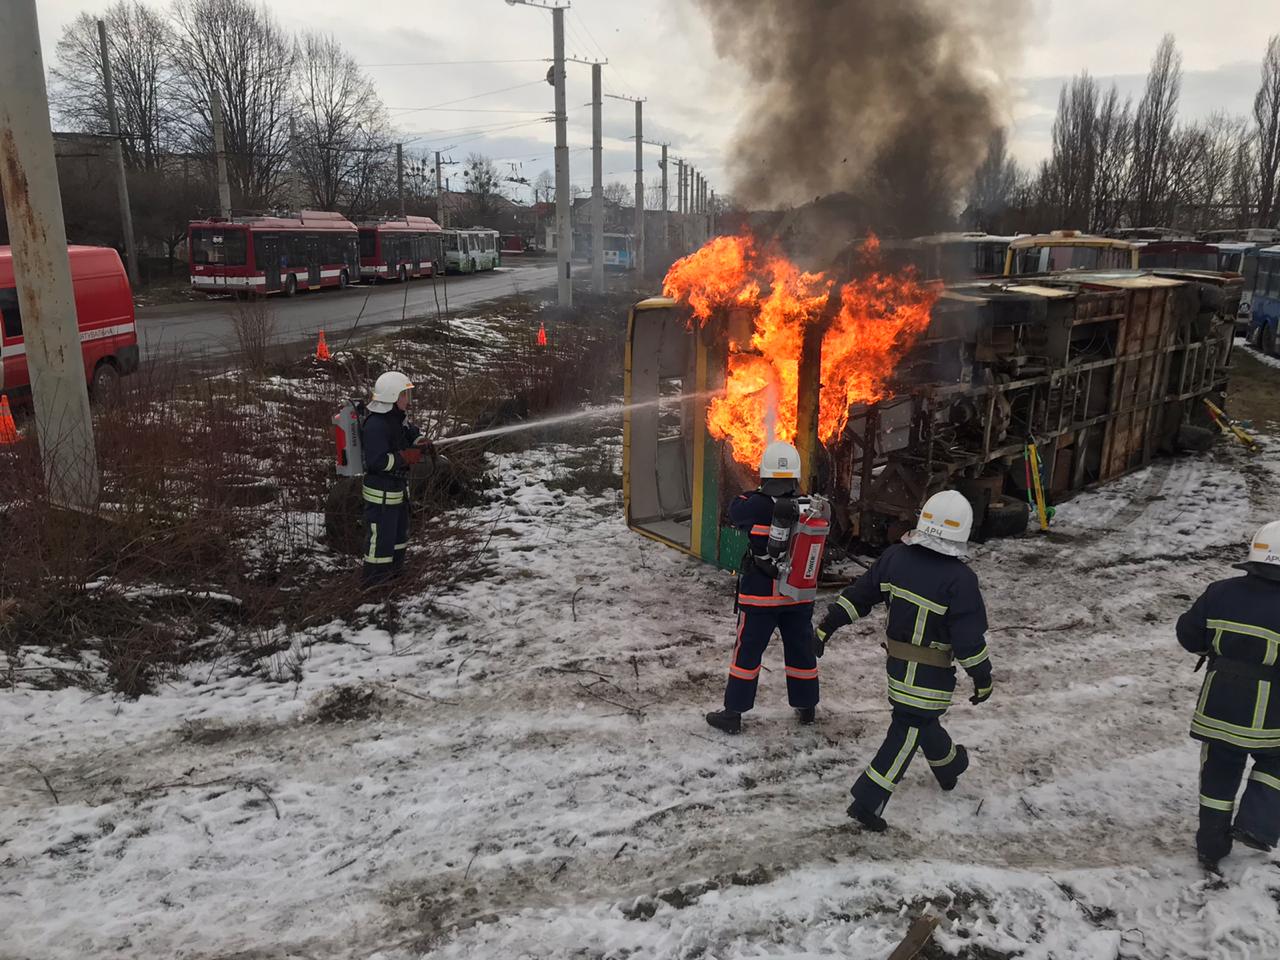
[884,638,954,669]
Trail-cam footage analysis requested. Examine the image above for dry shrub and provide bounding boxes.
[231,295,279,373]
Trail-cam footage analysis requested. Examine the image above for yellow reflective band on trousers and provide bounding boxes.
[928,743,957,768]
[365,522,393,564]
[1199,794,1235,812]
[363,487,405,505]
[1192,710,1280,750]
[1251,770,1280,792]
[866,727,919,794]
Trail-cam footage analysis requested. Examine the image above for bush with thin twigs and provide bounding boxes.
[231,295,279,374]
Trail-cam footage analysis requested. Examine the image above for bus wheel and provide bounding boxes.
[284,274,298,297]
[339,269,349,289]
[399,265,408,283]
[90,361,122,405]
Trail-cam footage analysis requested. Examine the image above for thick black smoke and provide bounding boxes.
[696,0,1024,238]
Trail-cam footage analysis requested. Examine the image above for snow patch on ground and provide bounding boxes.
[4,426,1280,958]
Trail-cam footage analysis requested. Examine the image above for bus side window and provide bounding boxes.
[0,288,21,339]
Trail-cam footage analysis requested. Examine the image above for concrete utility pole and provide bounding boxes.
[550,6,573,305]
[397,142,405,217]
[435,151,447,229]
[660,144,669,265]
[96,19,139,288]
[710,189,717,237]
[634,100,644,277]
[210,88,232,218]
[591,62,604,294]
[0,0,100,507]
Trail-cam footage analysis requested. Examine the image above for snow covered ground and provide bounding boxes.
[5,374,1280,958]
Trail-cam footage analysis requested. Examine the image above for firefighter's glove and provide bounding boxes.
[812,626,829,660]
[969,681,993,706]
[399,448,425,466]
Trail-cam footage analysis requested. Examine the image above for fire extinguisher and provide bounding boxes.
[774,495,832,602]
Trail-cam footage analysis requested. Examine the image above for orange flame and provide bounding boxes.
[662,233,936,468]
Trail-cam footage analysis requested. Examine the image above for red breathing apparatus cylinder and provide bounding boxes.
[768,494,832,602]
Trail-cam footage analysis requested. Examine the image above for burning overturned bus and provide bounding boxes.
[623,235,1240,569]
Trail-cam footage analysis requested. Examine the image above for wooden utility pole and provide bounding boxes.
[0,0,100,507]
[396,142,405,217]
[96,19,139,287]
[591,62,605,294]
[210,88,232,218]
[435,151,447,229]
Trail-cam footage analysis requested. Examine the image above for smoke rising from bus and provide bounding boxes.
[694,0,1025,237]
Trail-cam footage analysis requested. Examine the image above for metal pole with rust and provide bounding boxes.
[0,0,101,507]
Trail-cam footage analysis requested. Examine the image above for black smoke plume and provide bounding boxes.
[696,0,1024,238]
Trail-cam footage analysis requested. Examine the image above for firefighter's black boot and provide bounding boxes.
[936,744,970,792]
[705,709,742,734]
[796,706,816,725]
[847,798,887,832]
[1233,825,1274,852]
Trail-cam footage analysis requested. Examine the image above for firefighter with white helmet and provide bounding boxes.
[705,440,822,734]
[1177,519,1280,872]
[360,371,430,586]
[814,489,994,830]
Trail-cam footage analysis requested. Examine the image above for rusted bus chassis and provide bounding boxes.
[623,270,1240,569]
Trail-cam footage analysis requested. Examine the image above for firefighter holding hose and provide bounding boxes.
[1177,520,1280,872]
[705,441,823,734]
[360,371,431,586]
[814,491,993,831]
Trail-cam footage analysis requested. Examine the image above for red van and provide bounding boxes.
[0,245,140,398]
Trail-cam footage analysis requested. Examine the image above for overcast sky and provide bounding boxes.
[33,0,1280,204]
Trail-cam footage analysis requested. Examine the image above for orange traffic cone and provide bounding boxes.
[0,395,18,446]
[537,321,547,347]
[316,329,331,361]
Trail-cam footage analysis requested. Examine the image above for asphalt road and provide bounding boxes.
[135,262,559,359]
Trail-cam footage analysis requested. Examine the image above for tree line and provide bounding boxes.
[968,33,1280,236]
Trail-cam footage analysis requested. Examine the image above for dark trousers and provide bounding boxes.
[851,708,968,816]
[1198,741,1280,860]
[723,604,818,712]
[362,500,410,586]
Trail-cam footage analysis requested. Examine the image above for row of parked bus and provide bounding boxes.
[187,211,501,297]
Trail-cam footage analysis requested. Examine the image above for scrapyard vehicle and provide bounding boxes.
[1004,231,1138,275]
[622,268,1240,568]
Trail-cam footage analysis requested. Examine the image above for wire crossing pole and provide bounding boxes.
[210,88,232,218]
[550,7,572,306]
[591,62,604,294]
[435,151,447,229]
[633,100,644,277]
[96,19,139,288]
[660,144,669,266]
[0,0,100,508]
[397,143,405,217]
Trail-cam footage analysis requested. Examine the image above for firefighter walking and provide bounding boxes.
[705,441,821,734]
[360,371,429,587]
[1177,520,1280,872]
[815,491,993,830]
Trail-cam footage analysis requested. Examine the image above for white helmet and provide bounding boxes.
[369,371,414,412]
[903,490,974,558]
[1242,521,1280,568]
[760,441,801,479]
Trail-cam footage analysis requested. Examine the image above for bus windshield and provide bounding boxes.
[444,234,459,251]
[191,227,247,266]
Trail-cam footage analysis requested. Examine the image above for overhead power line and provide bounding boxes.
[388,79,549,119]
[360,58,550,68]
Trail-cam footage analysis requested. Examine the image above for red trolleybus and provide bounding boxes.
[357,215,443,282]
[188,210,359,296]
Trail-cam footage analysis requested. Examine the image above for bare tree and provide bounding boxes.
[1255,35,1280,226]
[1090,84,1132,232]
[292,32,389,213]
[603,181,632,206]
[532,169,554,204]
[171,0,296,211]
[1130,34,1183,226]
[1047,73,1098,228]
[1231,136,1259,228]
[966,128,1022,231]
[1178,113,1248,231]
[49,1,177,171]
[463,153,506,221]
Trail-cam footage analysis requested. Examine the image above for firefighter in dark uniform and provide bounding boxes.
[361,371,428,586]
[705,441,820,734]
[1177,520,1280,871]
[815,490,993,830]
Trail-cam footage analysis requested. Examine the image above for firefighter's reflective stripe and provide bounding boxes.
[394,542,409,550]
[957,644,991,669]
[1191,711,1280,749]
[1207,618,1280,655]
[1256,681,1273,730]
[729,664,761,680]
[1251,769,1280,792]
[866,727,919,794]
[836,595,860,621]
[384,453,396,471]
[750,524,771,536]
[881,582,947,644]
[738,592,807,607]
[888,676,953,711]
[1199,793,1236,811]
[365,523,392,564]
[363,487,405,505]
[785,665,819,680]
[928,743,958,768]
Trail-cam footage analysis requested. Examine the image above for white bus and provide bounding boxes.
[442,228,500,274]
